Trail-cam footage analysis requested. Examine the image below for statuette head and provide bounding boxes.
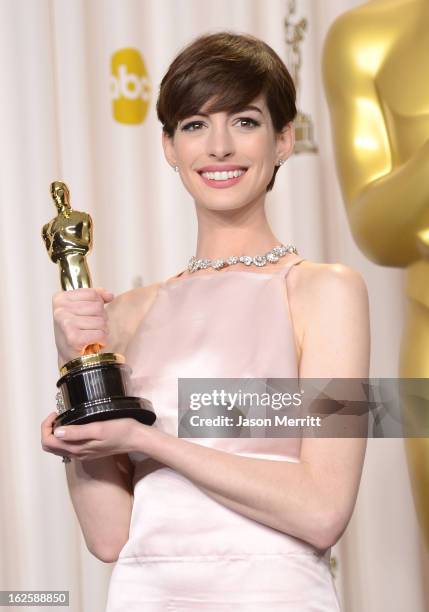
[50,181,71,211]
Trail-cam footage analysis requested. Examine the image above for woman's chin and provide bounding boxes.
[193,189,260,213]
[196,199,252,213]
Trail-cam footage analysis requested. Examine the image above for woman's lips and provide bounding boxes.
[198,170,247,189]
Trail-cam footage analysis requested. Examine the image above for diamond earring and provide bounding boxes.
[277,159,285,167]
[173,165,179,172]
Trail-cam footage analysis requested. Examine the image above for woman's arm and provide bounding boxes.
[130,263,370,550]
[42,410,134,563]
[42,285,159,562]
[63,450,134,563]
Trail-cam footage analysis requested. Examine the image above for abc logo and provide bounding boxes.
[110,48,151,125]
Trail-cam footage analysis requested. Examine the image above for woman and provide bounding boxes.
[41,32,370,611]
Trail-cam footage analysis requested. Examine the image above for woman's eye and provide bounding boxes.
[237,117,260,128]
[181,121,204,132]
[181,117,260,132]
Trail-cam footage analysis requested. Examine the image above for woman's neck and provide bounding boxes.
[193,198,282,259]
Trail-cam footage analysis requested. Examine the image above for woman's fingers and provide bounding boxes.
[41,412,68,454]
[64,315,108,332]
[41,415,136,459]
[53,422,101,442]
[54,288,113,304]
[94,287,115,303]
[41,412,92,454]
[42,411,58,427]
[64,301,108,316]
[41,411,58,438]
[52,287,114,363]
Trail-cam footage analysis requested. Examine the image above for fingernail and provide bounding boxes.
[54,428,66,438]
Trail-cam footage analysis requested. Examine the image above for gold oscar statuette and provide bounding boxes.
[42,180,156,428]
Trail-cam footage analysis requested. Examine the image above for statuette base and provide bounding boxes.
[54,352,156,429]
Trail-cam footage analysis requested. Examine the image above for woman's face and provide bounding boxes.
[163,94,294,212]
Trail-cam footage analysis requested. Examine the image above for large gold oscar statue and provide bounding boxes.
[322,0,429,550]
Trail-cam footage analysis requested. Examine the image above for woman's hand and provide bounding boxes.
[41,412,148,461]
[52,287,114,365]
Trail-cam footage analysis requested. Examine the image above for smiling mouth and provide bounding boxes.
[199,169,247,181]
[197,169,248,189]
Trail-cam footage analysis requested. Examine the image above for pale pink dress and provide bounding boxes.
[105,256,341,611]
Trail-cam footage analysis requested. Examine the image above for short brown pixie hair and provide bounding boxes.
[156,32,296,192]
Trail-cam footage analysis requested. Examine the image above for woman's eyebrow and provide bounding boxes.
[238,105,263,115]
[193,105,263,118]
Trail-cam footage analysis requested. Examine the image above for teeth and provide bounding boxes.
[201,169,246,181]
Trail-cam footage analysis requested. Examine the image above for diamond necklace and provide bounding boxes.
[187,244,298,273]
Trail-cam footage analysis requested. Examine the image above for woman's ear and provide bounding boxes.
[162,131,177,168]
[276,122,295,161]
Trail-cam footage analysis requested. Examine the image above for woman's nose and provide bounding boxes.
[206,125,235,159]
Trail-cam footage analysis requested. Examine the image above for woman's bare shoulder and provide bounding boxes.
[287,260,368,354]
[289,260,367,295]
[104,282,163,354]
